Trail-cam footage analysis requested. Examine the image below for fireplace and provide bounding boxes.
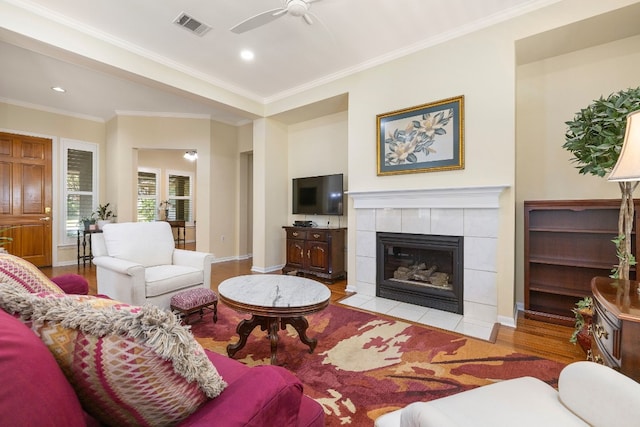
[376,232,463,314]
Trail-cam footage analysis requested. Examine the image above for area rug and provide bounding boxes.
[190,303,565,426]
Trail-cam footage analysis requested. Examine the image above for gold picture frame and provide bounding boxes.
[377,95,464,176]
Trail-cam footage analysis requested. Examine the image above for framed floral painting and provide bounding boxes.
[377,95,464,175]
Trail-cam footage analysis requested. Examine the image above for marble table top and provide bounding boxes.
[218,274,331,310]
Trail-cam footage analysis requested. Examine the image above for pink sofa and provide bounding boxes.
[0,254,324,427]
[0,303,324,427]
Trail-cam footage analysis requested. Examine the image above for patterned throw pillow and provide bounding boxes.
[0,284,227,427]
[0,253,63,294]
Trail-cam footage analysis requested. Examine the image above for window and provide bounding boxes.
[137,168,160,222]
[167,170,193,223]
[62,140,98,245]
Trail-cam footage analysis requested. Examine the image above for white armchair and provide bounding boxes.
[91,222,214,310]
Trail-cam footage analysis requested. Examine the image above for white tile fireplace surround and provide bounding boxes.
[343,186,507,341]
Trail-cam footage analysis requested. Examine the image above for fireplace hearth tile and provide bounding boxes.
[417,310,462,331]
[339,294,372,308]
[455,318,496,339]
[387,302,430,322]
[361,297,399,313]
[338,295,494,341]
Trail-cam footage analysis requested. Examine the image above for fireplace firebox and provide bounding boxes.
[376,232,463,314]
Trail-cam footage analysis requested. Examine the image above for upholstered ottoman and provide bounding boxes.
[170,288,218,325]
[50,274,89,295]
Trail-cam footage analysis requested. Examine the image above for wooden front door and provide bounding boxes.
[0,132,53,266]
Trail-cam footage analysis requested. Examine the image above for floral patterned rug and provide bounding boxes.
[190,303,565,426]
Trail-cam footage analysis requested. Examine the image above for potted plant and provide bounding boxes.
[80,214,96,231]
[570,297,593,352]
[159,200,173,221]
[563,86,640,280]
[95,203,116,229]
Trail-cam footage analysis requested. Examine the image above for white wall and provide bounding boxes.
[106,115,215,252]
[287,111,349,229]
[209,120,239,260]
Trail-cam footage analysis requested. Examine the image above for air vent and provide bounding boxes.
[173,12,212,36]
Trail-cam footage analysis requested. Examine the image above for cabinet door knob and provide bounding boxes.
[292,232,299,237]
[313,233,320,239]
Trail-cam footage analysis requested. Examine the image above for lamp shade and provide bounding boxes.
[608,110,640,182]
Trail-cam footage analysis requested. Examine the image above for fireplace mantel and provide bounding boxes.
[347,186,508,209]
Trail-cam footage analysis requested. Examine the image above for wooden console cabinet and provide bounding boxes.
[524,199,639,325]
[283,227,346,282]
[590,276,640,382]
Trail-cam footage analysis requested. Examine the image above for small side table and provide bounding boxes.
[77,229,102,266]
[165,220,186,248]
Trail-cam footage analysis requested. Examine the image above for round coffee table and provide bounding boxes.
[218,274,331,365]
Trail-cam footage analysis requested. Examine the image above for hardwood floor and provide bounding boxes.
[41,257,586,366]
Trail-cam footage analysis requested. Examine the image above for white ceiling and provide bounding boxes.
[0,0,556,124]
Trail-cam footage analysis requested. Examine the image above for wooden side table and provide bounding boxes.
[166,220,186,248]
[77,229,102,266]
[590,277,640,382]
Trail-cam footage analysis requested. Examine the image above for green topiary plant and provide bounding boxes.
[563,87,640,280]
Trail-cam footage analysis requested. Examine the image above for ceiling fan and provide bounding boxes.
[230,0,323,34]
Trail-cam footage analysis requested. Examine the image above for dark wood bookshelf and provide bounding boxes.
[524,199,639,326]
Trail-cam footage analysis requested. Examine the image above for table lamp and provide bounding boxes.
[607,110,640,283]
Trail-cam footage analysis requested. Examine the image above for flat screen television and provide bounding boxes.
[292,174,344,216]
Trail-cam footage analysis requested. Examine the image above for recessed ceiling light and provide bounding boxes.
[240,50,254,61]
[51,86,66,93]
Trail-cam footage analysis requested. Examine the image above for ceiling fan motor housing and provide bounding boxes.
[287,0,309,17]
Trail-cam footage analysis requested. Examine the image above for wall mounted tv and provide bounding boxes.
[292,174,344,216]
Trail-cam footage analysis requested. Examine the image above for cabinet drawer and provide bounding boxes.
[287,229,307,239]
[593,300,621,363]
[307,231,327,242]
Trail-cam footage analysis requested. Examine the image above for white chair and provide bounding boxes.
[374,361,640,427]
[91,221,213,310]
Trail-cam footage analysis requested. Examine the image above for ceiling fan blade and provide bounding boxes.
[230,8,286,34]
[302,13,313,25]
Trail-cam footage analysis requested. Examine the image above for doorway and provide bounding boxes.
[0,132,53,266]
